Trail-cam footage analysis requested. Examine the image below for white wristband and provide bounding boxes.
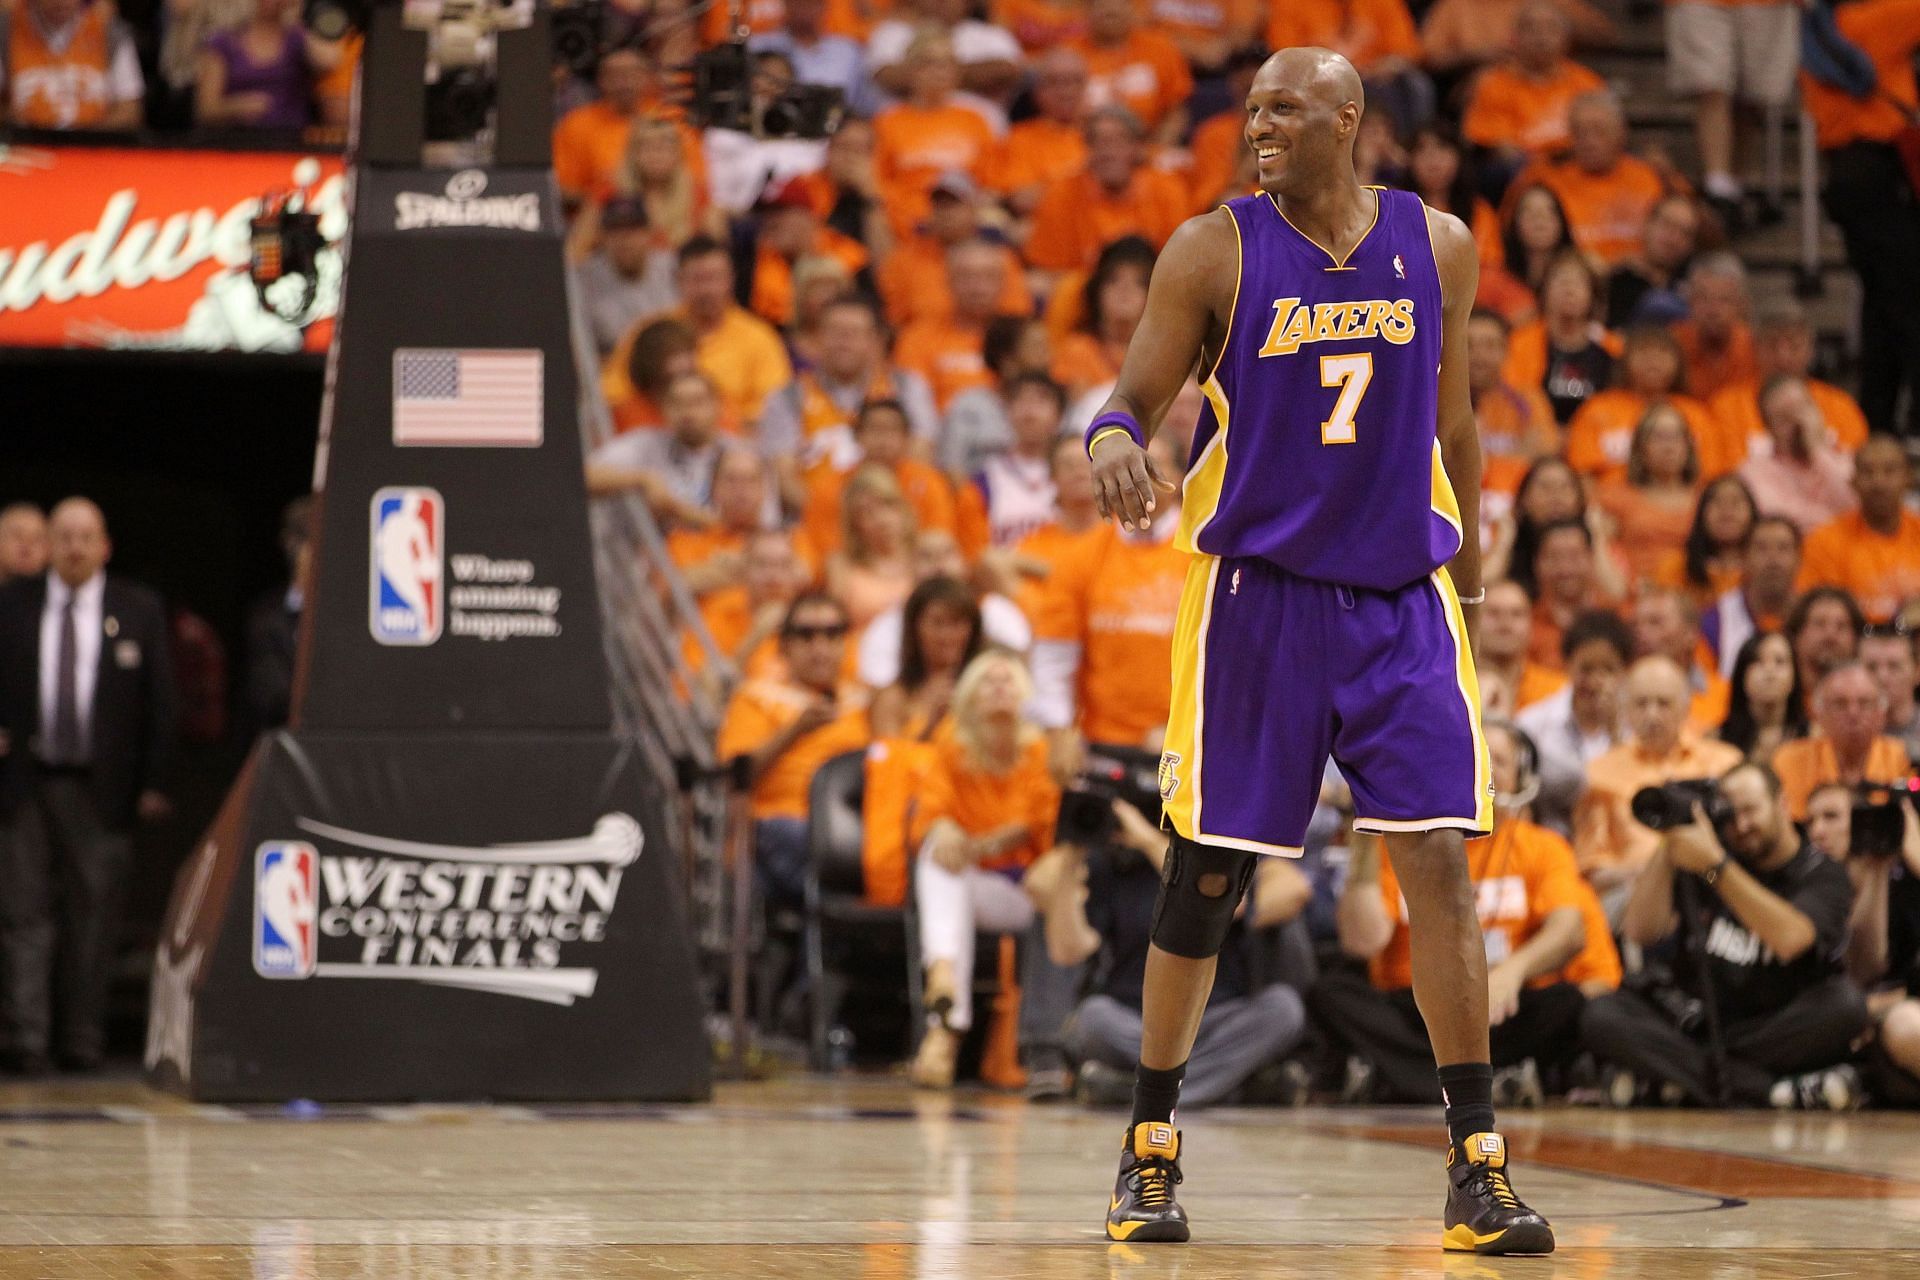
[1457,590,1485,605]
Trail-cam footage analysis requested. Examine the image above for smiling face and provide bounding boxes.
[1244,50,1364,199]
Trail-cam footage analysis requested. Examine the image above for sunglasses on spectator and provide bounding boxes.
[785,623,848,641]
[1863,621,1912,640]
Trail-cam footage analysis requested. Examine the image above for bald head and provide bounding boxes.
[0,502,47,582]
[1246,48,1365,197]
[47,497,110,588]
[1258,47,1363,114]
[1624,654,1690,754]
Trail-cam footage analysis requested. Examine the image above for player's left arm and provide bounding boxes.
[1428,205,1483,657]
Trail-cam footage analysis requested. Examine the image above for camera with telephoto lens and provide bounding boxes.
[1631,778,1733,833]
[688,39,844,139]
[1056,748,1163,848]
[1848,778,1920,858]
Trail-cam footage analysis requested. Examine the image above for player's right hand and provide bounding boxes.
[1091,434,1175,531]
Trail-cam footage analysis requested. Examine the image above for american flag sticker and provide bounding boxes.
[391,348,544,447]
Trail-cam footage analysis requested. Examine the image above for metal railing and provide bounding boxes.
[568,281,738,974]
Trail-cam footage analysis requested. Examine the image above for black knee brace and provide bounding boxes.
[1148,833,1259,959]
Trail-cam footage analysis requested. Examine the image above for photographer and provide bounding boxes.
[1023,785,1310,1109]
[1804,782,1920,1106]
[1580,762,1868,1108]
[1313,721,1618,1107]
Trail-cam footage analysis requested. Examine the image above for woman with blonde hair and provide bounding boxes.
[908,649,1061,1087]
[826,464,917,631]
[615,115,721,247]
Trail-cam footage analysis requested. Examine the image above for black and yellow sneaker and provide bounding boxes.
[1105,1122,1190,1243]
[1442,1133,1554,1255]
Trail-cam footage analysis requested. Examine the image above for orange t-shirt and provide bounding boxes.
[716,681,872,820]
[987,117,1088,199]
[1801,0,1920,150]
[1268,0,1420,72]
[1476,380,1560,464]
[1594,482,1698,588]
[599,304,791,425]
[750,227,870,328]
[1370,821,1607,992]
[877,237,1031,330]
[1051,332,1122,397]
[1187,108,1248,212]
[1024,167,1192,271]
[895,317,993,409]
[6,5,117,129]
[1689,665,1732,736]
[910,734,1062,875]
[874,103,996,236]
[1463,59,1607,156]
[1798,511,1920,623]
[1652,550,1743,609]
[1563,390,1722,484]
[1479,453,1529,548]
[1562,871,1625,992]
[1034,525,1186,746]
[1518,154,1669,266]
[684,587,786,683]
[552,102,705,203]
[1702,378,1869,472]
[1073,29,1194,130]
[801,457,958,559]
[667,525,749,582]
[1007,520,1106,623]
[1773,736,1914,821]
[1516,662,1569,712]
[1673,322,1758,402]
[1574,735,1746,873]
[995,0,1087,50]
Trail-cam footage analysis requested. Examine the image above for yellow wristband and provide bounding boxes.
[1087,426,1134,458]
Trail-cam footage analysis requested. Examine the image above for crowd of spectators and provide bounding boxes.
[13,0,1920,1102]
[543,0,1920,1109]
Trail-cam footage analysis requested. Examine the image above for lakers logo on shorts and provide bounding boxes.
[1158,752,1183,801]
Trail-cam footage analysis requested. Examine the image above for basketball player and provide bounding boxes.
[1086,49,1553,1254]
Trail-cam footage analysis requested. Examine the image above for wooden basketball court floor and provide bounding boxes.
[3,1078,1920,1278]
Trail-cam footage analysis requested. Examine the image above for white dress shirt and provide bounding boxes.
[1514,687,1617,839]
[39,571,105,763]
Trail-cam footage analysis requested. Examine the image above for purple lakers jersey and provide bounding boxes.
[1176,186,1464,591]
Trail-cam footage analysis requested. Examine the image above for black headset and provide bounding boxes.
[1483,718,1541,812]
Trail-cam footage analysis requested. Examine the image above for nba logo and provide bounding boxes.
[370,486,444,645]
[254,842,318,979]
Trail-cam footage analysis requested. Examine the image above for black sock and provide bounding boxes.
[1437,1062,1496,1146]
[1131,1061,1187,1128]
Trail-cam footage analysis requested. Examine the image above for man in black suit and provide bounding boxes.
[0,498,175,1074]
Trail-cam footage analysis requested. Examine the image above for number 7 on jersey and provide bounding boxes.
[1319,352,1373,445]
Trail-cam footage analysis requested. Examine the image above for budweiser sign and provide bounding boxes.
[0,145,348,353]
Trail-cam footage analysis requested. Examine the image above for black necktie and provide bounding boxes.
[51,594,81,764]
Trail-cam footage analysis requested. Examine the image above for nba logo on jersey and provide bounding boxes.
[370,486,444,645]
[1393,254,1406,279]
[254,842,318,979]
